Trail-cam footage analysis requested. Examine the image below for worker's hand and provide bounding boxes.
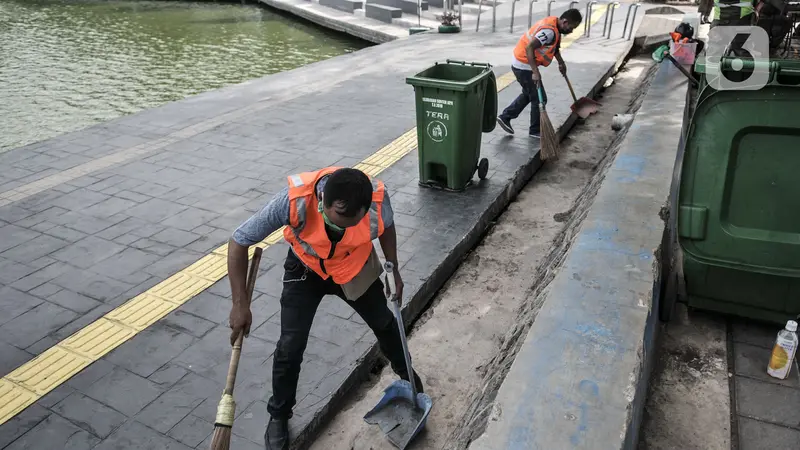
[385,269,405,302]
[229,304,252,345]
[531,71,541,83]
[559,63,567,76]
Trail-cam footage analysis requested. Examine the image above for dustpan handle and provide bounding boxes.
[384,261,419,404]
[563,74,578,103]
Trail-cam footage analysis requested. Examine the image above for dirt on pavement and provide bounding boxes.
[308,56,660,450]
[639,304,731,450]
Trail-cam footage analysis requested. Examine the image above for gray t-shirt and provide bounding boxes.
[232,175,394,247]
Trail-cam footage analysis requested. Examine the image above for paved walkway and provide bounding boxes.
[0,4,658,449]
[730,319,800,449]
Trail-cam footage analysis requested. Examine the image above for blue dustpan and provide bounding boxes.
[363,262,433,449]
[364,380,432,449]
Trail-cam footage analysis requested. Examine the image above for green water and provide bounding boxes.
[0,0,367,151]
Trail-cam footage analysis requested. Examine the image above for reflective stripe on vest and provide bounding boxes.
[713,0,754,19]
[513,16,560,68]
[283,167,385,284]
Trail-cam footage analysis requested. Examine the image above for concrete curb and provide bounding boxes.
[256,0,400,44]
[289,31,643,450]
[465,43,693,450]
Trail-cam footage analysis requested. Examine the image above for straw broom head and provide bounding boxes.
[536,83,559,161]
[209,393,236,450]
[539,108,559,161]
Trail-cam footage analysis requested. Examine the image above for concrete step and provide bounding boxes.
[458,2,492,13]
[319,0,364,13]
[430,0,505,6]
[369,0,399,7]
[400,0,430,15]
[365,3,403,22]
[370,0,428,10]
[392,14,441,28]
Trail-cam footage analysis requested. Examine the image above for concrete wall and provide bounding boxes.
[467,49,693,450]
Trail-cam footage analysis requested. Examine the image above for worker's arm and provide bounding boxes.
[526,38,544,83]
[228,187,291,345]
[555,49,567,76]
[377,191,404,301]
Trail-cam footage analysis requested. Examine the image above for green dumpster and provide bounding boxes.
[406,60,497,192]
[675,57,800,324]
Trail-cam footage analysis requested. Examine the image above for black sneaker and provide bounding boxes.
[497,117,514,135]
[265,417,289,450]
[529,132,541,139]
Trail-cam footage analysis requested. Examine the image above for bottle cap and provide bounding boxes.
[787,320,798,332]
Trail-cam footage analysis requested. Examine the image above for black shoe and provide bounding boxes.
[412,371,425,394]
[497,117,514,135]
[265,417,289,450]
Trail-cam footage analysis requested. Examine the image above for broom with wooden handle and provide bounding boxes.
[537,83,559,161]
[209,246,263,450]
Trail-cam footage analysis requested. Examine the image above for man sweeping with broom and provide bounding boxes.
[496,9,583,141]
[225,167,424,450]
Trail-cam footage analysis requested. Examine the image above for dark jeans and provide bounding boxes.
[499,67,548,135]
[267,249,421,420]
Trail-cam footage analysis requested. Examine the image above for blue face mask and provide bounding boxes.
[319,199,346,232]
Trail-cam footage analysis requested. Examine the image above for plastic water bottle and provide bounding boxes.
[767,320,798,380]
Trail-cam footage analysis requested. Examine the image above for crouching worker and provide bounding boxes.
[227,167,424,450]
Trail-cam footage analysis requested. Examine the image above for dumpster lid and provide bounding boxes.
[406,60,494,92]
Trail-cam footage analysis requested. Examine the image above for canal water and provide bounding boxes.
[0,0,368,152]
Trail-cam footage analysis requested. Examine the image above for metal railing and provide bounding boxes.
[621,3,641,40]
[602,2,620,39]
[493,0,497,31]
[510,0,517,33]
[532,0,542,28]
[583,1,597,37]
[568,1,578,9]
[476,0,483,31]
[476,0,499,32]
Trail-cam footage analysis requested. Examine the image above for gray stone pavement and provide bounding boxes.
[730,319,800,449]
[0,6,662,449]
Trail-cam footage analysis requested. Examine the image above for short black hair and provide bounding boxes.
[323,168,373,217]
[561,8,582,25]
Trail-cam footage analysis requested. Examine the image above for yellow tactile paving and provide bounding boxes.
[148,273,212,305]
[7,347,90,395]
[0,379,38,424]
[61,318,137,358]
[0,8,611,425]
[265,229,285,245]
[185,254,229,282]
[105,297,175,332]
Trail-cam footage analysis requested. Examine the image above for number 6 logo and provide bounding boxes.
[705,25,770,91]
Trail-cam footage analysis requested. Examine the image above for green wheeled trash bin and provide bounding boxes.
[406,60,497,192]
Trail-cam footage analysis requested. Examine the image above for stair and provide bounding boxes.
[365,3,403,22]
[319,0,364,12]
[400,0,429,15]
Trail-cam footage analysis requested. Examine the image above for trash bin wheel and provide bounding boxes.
[477,158,489,180]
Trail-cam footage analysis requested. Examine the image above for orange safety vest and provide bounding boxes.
[283,167,386,285]
[513,16,561,68]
